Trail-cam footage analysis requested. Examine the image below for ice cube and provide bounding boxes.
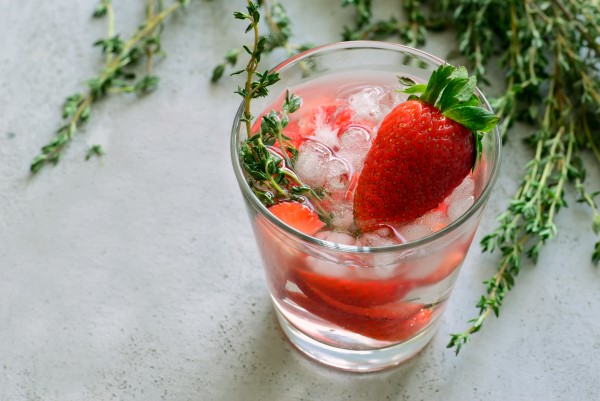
[304,230,357,277]
[401,253,443,281]
[313,124,339,149]
[420,210,450,233]
[316,230,357,246]
[325,157,351,192]
[356,232,401,248]
[348,86,386,120]
[294,141,332,188]
[337,125,372,172]
[331,201,355,231]
[339,125,371,147]
[446,176,476,221]
[355,230,406,269]
[304,255,347,278]
[447,176,475,203]
[313,118,339,149]
[369,84,409,116]
[397,223,433,242]
[448,195,475,221]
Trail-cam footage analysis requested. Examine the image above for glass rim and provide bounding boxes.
[231,40,502,254]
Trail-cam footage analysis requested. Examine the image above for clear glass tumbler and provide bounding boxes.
[231,41,502,372]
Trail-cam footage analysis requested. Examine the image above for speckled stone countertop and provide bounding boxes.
[2,1,599,400]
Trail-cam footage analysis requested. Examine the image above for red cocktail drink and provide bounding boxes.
[232,42,501,371]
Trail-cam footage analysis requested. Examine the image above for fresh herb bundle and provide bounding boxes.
[342,0,600,353]
[30,0,191,174]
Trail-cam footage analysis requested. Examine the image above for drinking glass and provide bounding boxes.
[231,41,502,372]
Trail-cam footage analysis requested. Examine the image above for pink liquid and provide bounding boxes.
[251,71,485,349]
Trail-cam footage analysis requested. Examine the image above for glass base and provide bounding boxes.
[274,307,439,372]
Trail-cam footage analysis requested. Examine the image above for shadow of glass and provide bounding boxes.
[212,303,438,401]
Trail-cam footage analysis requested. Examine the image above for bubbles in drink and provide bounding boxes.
[446,176,475,221]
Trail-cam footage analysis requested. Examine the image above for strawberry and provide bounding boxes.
[287,289,432,342]
[293,273,423,320]
[292,266,414,307]
[268,201,325,235]
[353,65,499,230]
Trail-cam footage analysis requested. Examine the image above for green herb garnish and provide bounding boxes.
[233,1,331,224]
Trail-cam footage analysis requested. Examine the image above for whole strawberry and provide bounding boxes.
[353,65,499,230]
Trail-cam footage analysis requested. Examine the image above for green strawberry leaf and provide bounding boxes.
[400,83,427,95]
[436,75,478,112]
[455,76,477,102]
[463,94,480,107]
[443,105,500,133]
[421,64,456,105]
[437,77,469,111]
[449,66,468,80]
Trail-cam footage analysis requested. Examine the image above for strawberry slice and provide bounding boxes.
[268,201,325,235]
[288,290,432,342]
[293,273,423,320]
[353,65,499,231]
[299,103,354,140]
[292,266,414,308]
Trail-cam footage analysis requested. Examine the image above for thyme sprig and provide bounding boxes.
[234,2,331,224]
[212,0,312,83]
[30,0,190,174]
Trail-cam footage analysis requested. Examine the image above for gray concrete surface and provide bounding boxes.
[1,1,599,400]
